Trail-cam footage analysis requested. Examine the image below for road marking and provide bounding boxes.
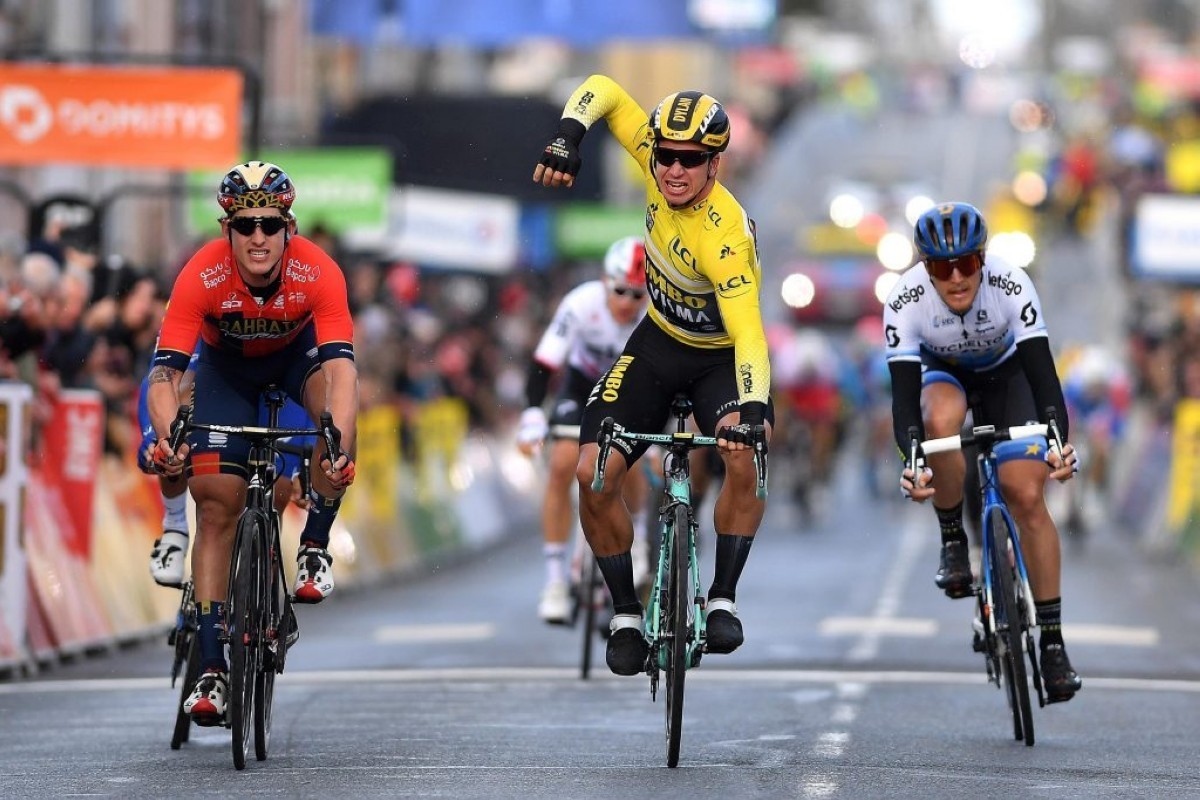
[822,618,1158,647]
[3,668,1199,694]
[846,511,926,662]
[373,623,495,643]
[821,617,939,637]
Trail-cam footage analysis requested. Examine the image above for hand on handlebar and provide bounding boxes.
[900,464,935,502]
[716,423,768,454]
[320,453,356,490]
[516,407,549,456]
[152,438,190,478]
[1046,442,1079,482]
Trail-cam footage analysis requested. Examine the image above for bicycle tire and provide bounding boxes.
[989,507,1034,746]
[255,525,284,761]
[170,631,200,750]
[229,511,267,770]
[665,503,689,768]
[579,550,598,680]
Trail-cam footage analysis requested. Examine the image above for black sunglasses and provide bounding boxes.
[926,253,982,281]
[228,216,288,236]
[611,286,647,299]
[652,146,716,169]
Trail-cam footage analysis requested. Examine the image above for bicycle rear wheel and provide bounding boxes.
[579,549,598,680]
[170,630,200,750]
[988,507,1034,746]
[229,511,268,770]
[664,504,690,768]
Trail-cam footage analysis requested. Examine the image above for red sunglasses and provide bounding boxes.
[926,253,982,281]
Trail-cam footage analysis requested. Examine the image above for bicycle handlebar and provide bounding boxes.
[592,416,767,499]
[166,404,344,469]
[919,423,1049,456]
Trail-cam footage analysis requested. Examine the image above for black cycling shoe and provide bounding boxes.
[606,617,648,676]
[705,607,744,654]
[1040,644,1083,703]
[935,541,974,599]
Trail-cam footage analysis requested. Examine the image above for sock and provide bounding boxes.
[1036,597,1064,649]
[197,600,226,672]
[935,502,967,544]
[300,491,342,549]
[709,533,754,603]
[543,542,567,585]
[162,491,189,534]
[596,551,640,615]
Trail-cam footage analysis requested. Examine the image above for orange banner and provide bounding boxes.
[0,63,243,169]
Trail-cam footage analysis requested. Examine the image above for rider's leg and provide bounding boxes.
[922,382,972,597]
[188,473,246,672]
[620,453,651,587]
[538,438,578,622]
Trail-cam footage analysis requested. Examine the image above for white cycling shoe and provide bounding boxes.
[149,530,188,587]
[538,579,570,624]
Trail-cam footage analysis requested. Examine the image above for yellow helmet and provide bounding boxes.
[650,91,730,152]
[217,161,296,215]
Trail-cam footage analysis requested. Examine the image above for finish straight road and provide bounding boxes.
[3,457,1200,799]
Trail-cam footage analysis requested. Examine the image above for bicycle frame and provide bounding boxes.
[976,451,1038,642]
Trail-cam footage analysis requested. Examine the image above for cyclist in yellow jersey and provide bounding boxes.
[533,75,773,675]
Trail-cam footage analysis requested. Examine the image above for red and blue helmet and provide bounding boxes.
[217,161,295,215]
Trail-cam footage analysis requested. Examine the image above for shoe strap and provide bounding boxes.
[609,613,642,634]
[707,597,737,615]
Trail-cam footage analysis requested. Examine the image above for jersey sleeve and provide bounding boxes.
[532,289,580,371]
[882,278,925,364]
[152,241,225,372]
[308,249,356,363]
[561,74,654,180]
[702,224,771,406]
[1003,268,1048,344]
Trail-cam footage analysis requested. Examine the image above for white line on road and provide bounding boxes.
[373,623,495,643]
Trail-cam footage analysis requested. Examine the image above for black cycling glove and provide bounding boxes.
[539,118,586,177]
[717,401,768,452]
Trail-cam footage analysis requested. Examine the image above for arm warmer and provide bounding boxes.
[889,360,924,463]
[1016,337,1070,442]
[524,361,555,409]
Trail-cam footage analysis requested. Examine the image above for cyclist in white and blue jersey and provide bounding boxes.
[884,202,1083,703]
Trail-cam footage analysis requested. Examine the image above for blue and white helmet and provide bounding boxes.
[913,202,988,260]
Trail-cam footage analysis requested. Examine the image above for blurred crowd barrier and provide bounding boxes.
[0,388,536,676]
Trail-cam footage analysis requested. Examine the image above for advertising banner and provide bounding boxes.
[1131,193,1200,281]
[0,63,243,169]
[0,382,32,665]
[37,390,104,558]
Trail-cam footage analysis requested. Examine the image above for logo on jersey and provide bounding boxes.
[200,262,231,289]
[1020,302,1038,327]
[218,316,303,341]
[717,273,754,299]
[645,202,658,235]
[572,91,594,116]
[987,272,1023,296]
[645,259,720,335]
[888,284,925,313]
[595,354,635,403]
[933,315,957,328]
[285,258,322,283]
[221,292,243,310]
[885,324,900,348]
[739,363,754,395]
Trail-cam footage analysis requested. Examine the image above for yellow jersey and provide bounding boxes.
[562,75,771,407]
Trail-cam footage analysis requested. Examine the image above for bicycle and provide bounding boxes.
[913,408,1066,746]
[593,394,767,768]
[166,390,337,770]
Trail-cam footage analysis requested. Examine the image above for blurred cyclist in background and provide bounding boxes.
[516,236,651,623]
[886,201,1083,703]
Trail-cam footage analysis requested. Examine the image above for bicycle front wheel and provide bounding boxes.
[664,503,690,768]
[229,511,268,770]
[255,527,286,761]
[988,507,1034,746]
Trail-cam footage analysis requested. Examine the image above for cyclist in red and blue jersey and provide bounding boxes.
[147,161,358,725]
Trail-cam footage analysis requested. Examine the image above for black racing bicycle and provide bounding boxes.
[167,390,337,770]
